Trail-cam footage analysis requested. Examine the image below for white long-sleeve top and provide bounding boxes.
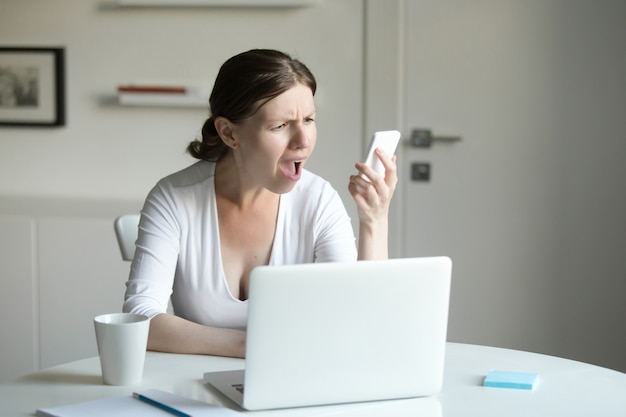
[123,161,357,330]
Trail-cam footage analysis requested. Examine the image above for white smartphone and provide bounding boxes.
[362,130,401,179]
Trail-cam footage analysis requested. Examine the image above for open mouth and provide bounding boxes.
[280,159,304,181]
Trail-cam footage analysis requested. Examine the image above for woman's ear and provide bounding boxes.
[214,116,239,149]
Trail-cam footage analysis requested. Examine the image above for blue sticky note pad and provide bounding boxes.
[483,370,539,390]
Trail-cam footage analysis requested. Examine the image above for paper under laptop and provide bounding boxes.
[204,256,452,411]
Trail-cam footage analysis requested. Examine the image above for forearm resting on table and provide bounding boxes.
[147,313,246,358]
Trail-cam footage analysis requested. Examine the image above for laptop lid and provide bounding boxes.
[206,256,452,411]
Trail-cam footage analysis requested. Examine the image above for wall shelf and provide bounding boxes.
[101,83,211,108]
[114,0,317,7]
[99,95,208,108]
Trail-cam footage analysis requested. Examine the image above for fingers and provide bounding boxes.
[356,149,398,191]
[350,173,388,201]
[377,149,398,189]
[349,147,398,207]
[348,174,375,199]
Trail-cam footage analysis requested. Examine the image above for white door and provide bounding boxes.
[366,0,626,371]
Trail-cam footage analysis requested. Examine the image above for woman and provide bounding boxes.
[123,49,397,358]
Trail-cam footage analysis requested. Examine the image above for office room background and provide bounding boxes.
[1,0,625,383]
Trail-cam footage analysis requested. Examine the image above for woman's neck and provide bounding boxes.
[214,155,277,209]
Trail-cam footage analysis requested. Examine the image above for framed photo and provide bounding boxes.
[0,47,65,127]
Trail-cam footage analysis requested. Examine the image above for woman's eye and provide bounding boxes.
[272,123,286,130]
[305,117,315,124]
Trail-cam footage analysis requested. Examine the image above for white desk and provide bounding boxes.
[2,343,625,416]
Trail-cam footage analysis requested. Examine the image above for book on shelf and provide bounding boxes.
[117,85,188,94]
[116,83,210,107]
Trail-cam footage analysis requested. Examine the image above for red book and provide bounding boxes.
[117,85,187,94]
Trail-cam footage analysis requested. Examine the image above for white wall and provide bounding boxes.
[546,0,626,369]
[0,0,364,207]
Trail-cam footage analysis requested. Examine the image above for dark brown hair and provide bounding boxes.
[187,49,317,161]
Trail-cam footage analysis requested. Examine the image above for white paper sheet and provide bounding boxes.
[36,388,243,417]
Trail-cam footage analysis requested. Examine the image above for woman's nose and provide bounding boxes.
[290,124,310,149]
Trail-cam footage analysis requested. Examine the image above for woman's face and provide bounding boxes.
[230,83,317,194]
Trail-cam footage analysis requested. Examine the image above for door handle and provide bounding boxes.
[409,128,461,148]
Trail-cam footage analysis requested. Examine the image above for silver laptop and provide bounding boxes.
[204,256,452,411]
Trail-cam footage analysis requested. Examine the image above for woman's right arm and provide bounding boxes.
[148,313,246,358]
[123,182,245,358]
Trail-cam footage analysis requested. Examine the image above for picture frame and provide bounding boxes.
[0,47,65,127]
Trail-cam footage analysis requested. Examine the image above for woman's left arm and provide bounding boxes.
[348,148,398,260]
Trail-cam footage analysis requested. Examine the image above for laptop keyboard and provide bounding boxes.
[232,383,244,394]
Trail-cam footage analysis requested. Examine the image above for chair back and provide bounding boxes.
[114,214,140,261]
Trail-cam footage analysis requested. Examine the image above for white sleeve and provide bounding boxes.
[123,181,181,318]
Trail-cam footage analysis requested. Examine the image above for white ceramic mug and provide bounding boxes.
[94,312,149,385]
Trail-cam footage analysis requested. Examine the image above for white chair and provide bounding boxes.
[114,214,140,261]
